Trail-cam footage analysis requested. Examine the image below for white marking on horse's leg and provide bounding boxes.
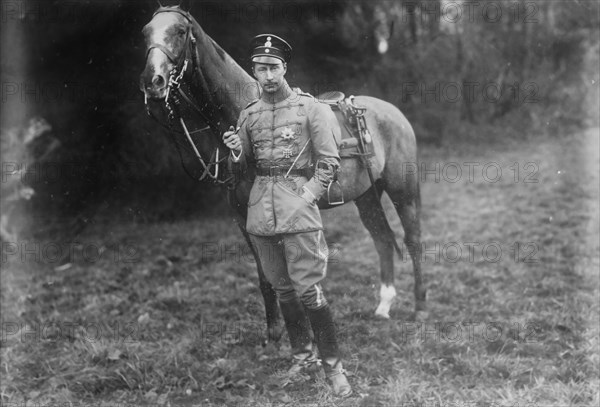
[374,284,396,319]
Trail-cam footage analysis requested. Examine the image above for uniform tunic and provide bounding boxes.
[234,88,341,236]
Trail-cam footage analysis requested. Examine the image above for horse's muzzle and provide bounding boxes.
[139,71,167,100]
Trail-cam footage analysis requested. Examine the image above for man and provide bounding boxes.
[222,34,352,397]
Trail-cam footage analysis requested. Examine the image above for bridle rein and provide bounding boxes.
[144,7,232,185]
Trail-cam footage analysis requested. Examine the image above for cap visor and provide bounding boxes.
[252,56,284,64]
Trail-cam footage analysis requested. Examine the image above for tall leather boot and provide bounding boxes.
[306,305,352,397]
[279,299,318,374]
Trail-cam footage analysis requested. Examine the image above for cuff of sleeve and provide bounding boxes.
[302,179,325,201]
[302,186,317,202]
[230,149,242,162]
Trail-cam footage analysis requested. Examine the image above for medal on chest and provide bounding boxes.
[280,126,296,158]
[280,126,296,140]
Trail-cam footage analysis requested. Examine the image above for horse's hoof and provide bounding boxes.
[413,310,429,322]
[374,285,396,320]
[374,309,391,319]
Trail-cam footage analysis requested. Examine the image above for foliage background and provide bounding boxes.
[1,0,598,230]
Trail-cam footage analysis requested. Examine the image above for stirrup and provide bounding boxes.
[327,180,344,205]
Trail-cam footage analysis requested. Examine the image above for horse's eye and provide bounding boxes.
[178,28,186,36]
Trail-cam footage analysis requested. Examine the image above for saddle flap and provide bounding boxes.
[316,91,374,158]
[331,107,369,157]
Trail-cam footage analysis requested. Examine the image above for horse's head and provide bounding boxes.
[140,5,195,100]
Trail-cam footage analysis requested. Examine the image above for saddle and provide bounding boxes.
[317,91,375,205]
[317,91,374,159]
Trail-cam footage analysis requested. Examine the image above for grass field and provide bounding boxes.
[2,129,599,406]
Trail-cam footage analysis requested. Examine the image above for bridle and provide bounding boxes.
[143,6,232,185]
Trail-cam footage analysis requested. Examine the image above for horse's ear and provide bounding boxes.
[179,0,192,12]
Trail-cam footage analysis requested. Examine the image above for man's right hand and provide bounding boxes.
[223,126,242,153]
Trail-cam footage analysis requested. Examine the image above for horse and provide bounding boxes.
[139,4,426,343]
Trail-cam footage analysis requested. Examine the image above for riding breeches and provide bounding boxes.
[248,230,329,309]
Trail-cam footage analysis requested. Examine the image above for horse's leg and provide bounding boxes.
[386,181,427,321]
[354,183,397,319]
[236,221,284,344]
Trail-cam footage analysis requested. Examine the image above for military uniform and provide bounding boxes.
[226,34,351,397]
[234,88,340,296]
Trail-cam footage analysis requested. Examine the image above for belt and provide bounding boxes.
[256,166,312,178]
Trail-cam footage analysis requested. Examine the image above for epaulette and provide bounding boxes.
[295,88,314,99]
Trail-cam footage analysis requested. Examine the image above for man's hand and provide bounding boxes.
[223,126,242,153]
